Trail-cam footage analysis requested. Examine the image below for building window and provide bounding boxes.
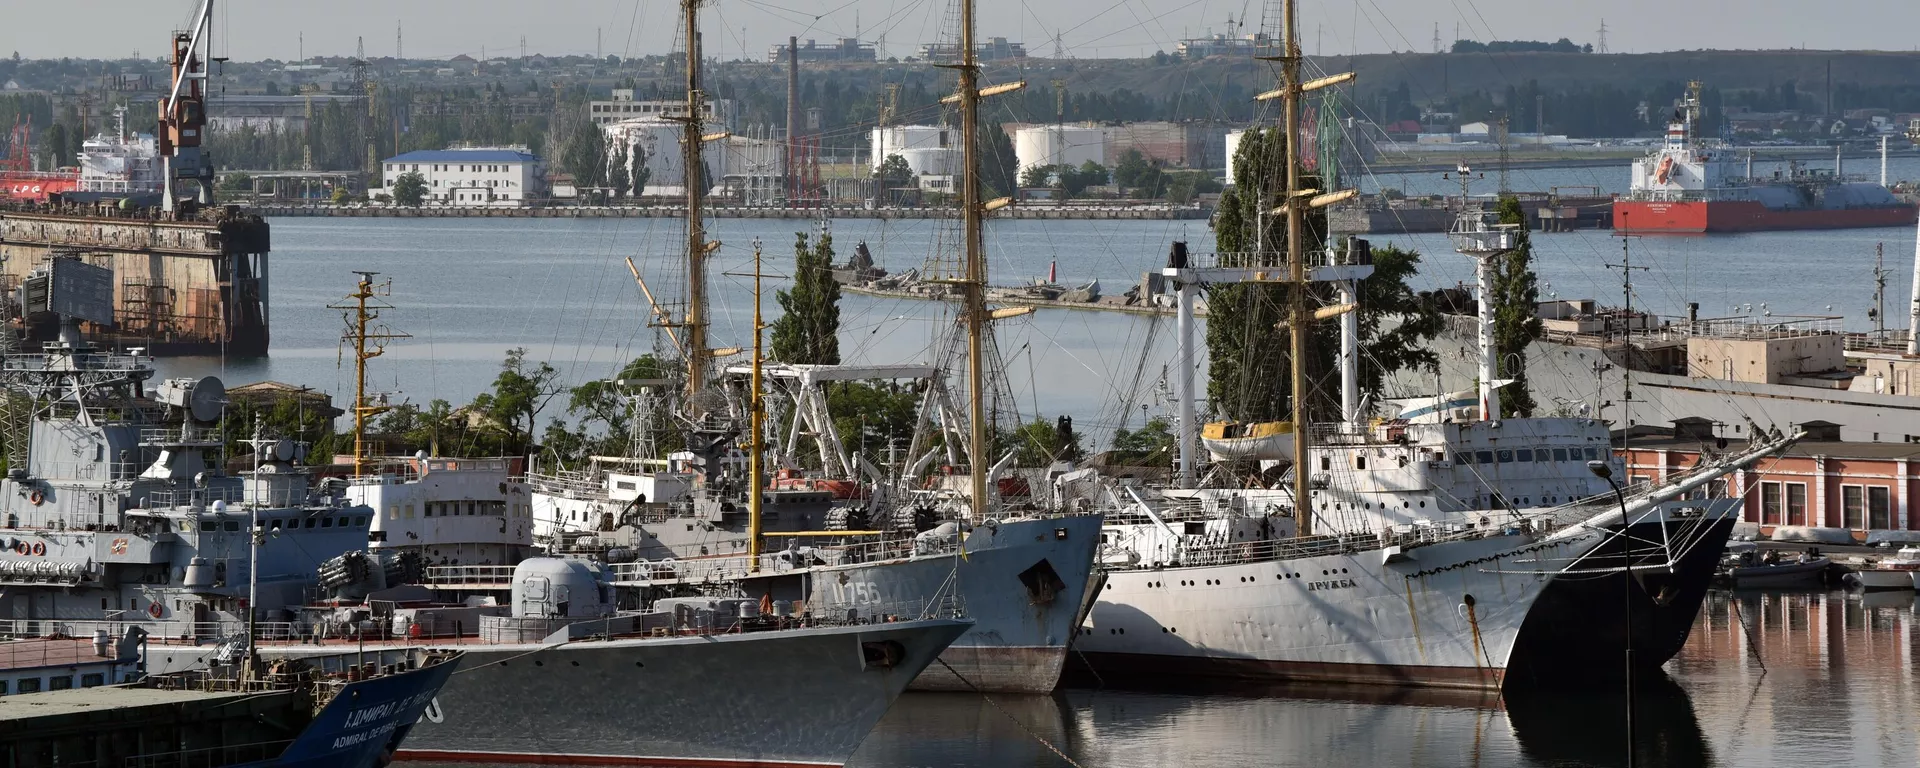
[48,676,72,691]
[17,677,40,693]
[1786,482,1807,526]
[81,673,105,687]
[1868,486,1891,530]
[1761,482,1783,525]
[1843,485,1864,529]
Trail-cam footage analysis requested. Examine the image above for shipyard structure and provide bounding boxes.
[0,201,271,356]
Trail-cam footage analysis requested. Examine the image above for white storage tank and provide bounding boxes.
[1013,126,1105,173]
[1225,129,1248,185]
[603,118,723,193]
[871,126,958,177]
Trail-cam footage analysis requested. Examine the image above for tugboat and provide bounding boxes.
[1612,81,1917,233]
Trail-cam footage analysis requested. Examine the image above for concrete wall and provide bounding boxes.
[1686,334,1844,383]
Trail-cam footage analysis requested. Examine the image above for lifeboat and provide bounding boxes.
[1201,421,1295,461]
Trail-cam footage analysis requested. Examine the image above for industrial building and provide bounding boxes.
[207,93,364,133]
[917,37,1025,62]
[1175,32,1278,59]
[766,38,876,63]
[590,89,735,128]
[870,126,958,188]
[1103,121,1226,170]
[603,119,724,196]
[381,147,547,205]
[1013,125,1106,173]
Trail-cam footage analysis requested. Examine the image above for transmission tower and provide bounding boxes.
[1597,19,1608,54]
[396,20,403,59]
[1433,23,1441,54]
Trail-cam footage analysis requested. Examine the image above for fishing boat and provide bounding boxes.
[1842,546,1920,590]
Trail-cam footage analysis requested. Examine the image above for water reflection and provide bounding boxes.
[849,590,1917,768]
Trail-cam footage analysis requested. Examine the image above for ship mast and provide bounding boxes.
[330,272,409,476]
[749,239,766,571]
[681,0,711,405]
[1280,0,1312,536]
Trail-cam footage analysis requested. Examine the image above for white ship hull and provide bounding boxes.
[1075,530,1603,689]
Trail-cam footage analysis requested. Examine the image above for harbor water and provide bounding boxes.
[403,590,1918,767]
[155,197,1920,444]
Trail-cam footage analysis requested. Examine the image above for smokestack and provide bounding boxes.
[787,36,800,199]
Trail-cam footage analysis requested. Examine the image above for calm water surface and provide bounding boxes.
[155,201,1920,442]
[409,590,1918,768]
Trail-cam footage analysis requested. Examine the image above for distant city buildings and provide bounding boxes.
[589,89,735,128]
[381,147,546,205]
[207,94,365,134]
[917,38,1025,63]
[767,38,876,63]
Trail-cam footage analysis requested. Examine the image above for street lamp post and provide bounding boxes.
[1588,458,1634,768]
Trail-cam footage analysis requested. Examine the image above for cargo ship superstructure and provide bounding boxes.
[1612,81,1916,233]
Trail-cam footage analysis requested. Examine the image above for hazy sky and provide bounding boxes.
[4,1,1918,63]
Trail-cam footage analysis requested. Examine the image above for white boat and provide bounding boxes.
[1846,546,1920,591]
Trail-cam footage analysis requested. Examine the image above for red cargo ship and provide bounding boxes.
[1612,82,1917,234]
[1,117,79,200]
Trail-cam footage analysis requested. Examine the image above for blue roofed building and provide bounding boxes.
[380,146,547,205]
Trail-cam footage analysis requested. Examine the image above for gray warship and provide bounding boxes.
[143,557,971,766]
[0,257,396,640]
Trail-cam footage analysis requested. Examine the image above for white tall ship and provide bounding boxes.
[1068,20,1798,687]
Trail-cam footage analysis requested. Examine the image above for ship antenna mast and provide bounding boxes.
[330,272,409,476]
[748,238,767,571]
[951,0,1025,519]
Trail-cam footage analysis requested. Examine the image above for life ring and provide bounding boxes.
[27,489,42,506]
[147,602,164,619]
[30,541,45,556]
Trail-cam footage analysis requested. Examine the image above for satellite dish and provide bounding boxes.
[211,500,228,514]
[188,377,226,423]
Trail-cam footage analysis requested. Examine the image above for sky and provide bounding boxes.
[3,0,1918,63]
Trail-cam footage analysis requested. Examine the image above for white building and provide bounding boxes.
[382,147,547,205]
[590,88,735,129]
[870,125,958,181]
[1014,125,1105,174]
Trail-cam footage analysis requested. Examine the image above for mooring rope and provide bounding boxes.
[936,658,1087,768]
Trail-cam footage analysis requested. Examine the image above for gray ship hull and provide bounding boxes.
[148,619,969,766]
[806,515,1103,693]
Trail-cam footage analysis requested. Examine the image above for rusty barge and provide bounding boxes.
[0,201,271,356]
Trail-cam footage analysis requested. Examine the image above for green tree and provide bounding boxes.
[629,144,650,197]
[217,172,254,201]
[828,382,921,464]
[1207,127,1440,422]
[608,144,631,198]
[974,121,1018,199]
[391,170,428,206]
[1020,164,1053,189]
[467,348,564,456]
[329,185,352,204]
[1109,416,1175,464]
[874,153,915,189]
[562,118,608,189]
[1493,195,1544,417]
[770,230,843,365]
[1007,415,1084,466]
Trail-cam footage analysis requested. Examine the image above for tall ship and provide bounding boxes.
[528,0,1101,695]
[1612,81,1917,233]
[1065,19,1799,689]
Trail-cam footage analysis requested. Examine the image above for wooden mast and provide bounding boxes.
[331,271,408,476]
[1282,0,1313,537]
[749,239,766,571]
[681,0,709,404]
[957,0,989,518]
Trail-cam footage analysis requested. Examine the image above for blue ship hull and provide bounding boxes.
[238,653,461,768]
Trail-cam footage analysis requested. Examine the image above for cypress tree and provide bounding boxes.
[771,230,843,365]
[1493,195,1543,417]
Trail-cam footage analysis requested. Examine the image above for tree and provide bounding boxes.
[1020,164,1052,189]
[1206,127,1441,423]
[608,144,630,198]
[629,143,650,197]
[974,122,1018,199]
[562,117,608,189]
[467,348,564,456]
[829,382,921,465]
[329,185,352,204]
[1493,195,1544,417]
[391,171,428,206]
[874,153,915,190]
[1109,416,1175,464]
[770,230,843,365]
[217,172,253,201]
[1007,415,1086,467]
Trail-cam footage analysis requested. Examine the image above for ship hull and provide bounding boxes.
[805,515,1104,694]
[1613,199,1917,233]
[1071,529,1606,691]
[1505,502,1739,686]
[384,620,967,767]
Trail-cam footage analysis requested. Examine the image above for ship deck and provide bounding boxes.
[0,686,240,722]
[0,637,126,671]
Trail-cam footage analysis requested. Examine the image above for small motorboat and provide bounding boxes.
[1727,547,1833,589]
[1843,546,1920,591]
